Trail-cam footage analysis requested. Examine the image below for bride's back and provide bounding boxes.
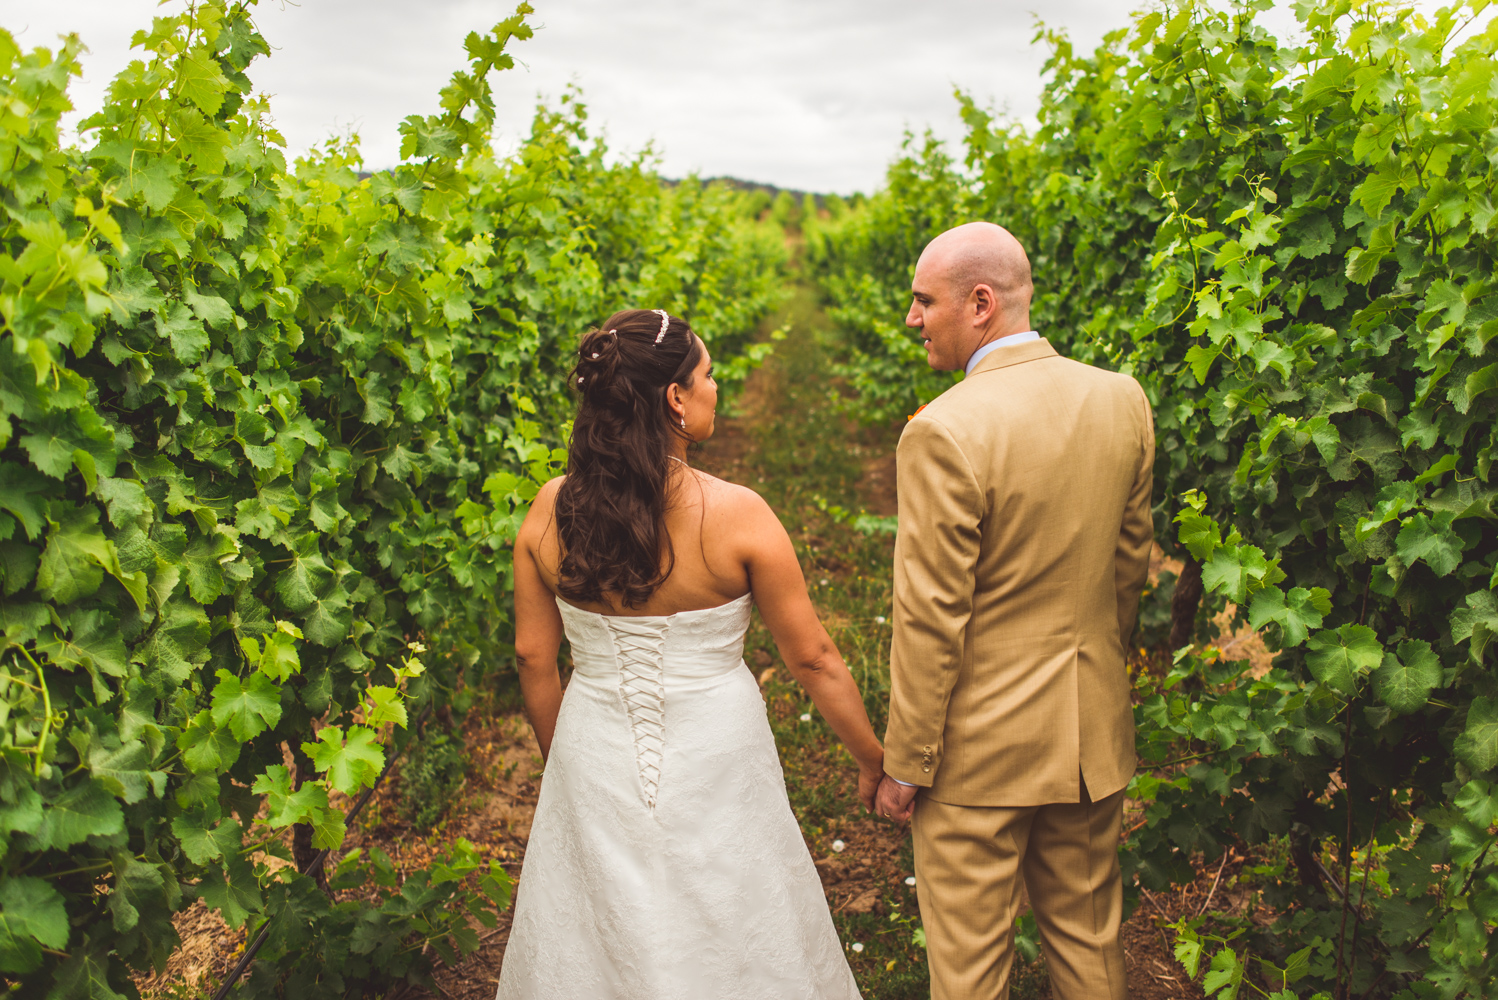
[515,307,772,619]
[528,467,762,618]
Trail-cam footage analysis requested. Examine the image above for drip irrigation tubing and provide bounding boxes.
[210,707,433,1000]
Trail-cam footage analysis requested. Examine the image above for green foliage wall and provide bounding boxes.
[0,3,786,996]
[809,1,1498,995]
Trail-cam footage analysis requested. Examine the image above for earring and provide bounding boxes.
[680,416,687,429]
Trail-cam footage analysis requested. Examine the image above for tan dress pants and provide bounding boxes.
[911,787,1128,1000]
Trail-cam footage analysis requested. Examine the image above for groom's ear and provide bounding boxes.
[972,283,997,323]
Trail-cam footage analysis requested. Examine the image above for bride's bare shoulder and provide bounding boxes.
[516,475,565,546]
[691,471,779,526]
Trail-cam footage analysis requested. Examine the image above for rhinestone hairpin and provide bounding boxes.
[653,310,670,345]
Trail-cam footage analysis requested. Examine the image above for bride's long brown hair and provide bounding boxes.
[554,309,703,608]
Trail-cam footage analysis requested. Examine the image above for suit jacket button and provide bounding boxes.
[923,766,931,773]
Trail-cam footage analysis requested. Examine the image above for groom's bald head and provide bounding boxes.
[907,222,1034,371]
[919,222,1033,325]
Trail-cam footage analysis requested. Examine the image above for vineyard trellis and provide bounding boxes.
[0,2,786,997]
[808,0,1498,996]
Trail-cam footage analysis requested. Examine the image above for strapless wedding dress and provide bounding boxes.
[494,593,861,1000]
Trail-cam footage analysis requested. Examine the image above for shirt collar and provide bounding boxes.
[963,330,1040,377]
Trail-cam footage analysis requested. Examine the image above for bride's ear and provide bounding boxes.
[665,382,685,419]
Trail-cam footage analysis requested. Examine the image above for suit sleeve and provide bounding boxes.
[884,416,984,787]
[1114,381,1156,647]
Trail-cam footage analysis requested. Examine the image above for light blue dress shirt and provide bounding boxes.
[963,330,1040,377]
[888,329,1040,792]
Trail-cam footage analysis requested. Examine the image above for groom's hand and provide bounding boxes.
[875,776,919,823]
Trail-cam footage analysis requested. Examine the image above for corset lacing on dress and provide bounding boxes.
[605,617,669,809]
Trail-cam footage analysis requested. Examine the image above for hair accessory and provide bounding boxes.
[652,309,670,345]
[591,352,599,359]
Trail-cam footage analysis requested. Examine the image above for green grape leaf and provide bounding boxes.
[39,609,129,682]
[363,685,408,728]
[1455,697,1498,773]
[1373,640,1443,715]
[0,787,43,838]
[1203,945,1245,998]
[256,627,302,682]
[94,476,151,529]
[182,536,228,604]
[34,780,125,851]
[252,765,329,827]
[302,725,385,795]
[1185,343,1223,385]
[0,876,69,973]
[1248,586,1330,647]
[135,598,210,684]
[155,301,211,364]
[275,537,331,613]
[234,497,284,539]
[310,804,348,850]
[197,862,258,930]
[176,43,230,115]
[1395,512,1464,577]
[176,711,242,775]
[36,506,106,604]
[1304,625,1383,695]
[1201,544,1277,604]
[35,504,145,612]
[1173,922,1203,978]
[170,812,243,867]
[1455,780,1498,829]
[302,590,352,646]
[45,939,127,1000]
[182,286,233,329]
[107,852,165,933]
[0,541,39,596]
[87,738,156,805]
[0,464,51,541]
[1451,591,1498,664]
[209,669,282,742]
[1176,510,1221,562]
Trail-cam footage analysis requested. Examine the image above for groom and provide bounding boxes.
[874,222,1154,999]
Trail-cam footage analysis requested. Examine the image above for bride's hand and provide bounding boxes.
[857,762,882,813]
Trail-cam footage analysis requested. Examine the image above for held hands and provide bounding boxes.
[874,775,919,823]
[857,764,882,813]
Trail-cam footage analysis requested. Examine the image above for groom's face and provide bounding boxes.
[906,255,973,372]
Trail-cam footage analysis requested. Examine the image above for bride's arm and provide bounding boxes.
[513,481,565,764]
[734,493,885,811]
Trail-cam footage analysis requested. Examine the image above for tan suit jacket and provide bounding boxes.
[885,337,1154,806]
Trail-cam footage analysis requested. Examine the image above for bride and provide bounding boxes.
[495,309,883,999]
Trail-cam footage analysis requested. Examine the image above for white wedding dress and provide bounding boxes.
[495,593,861,1000]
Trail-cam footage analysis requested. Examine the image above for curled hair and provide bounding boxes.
[555,309,703,607]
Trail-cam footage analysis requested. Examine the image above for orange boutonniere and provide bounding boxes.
[907,404,928,422]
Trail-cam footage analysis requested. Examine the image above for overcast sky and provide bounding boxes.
[0,1,1350,193]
